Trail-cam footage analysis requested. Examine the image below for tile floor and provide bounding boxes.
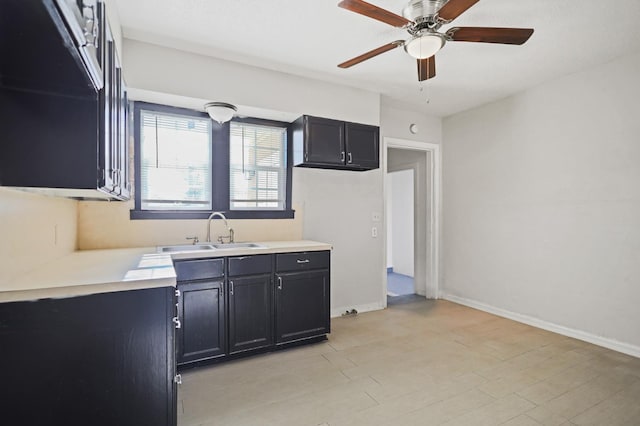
[177,298,640,426]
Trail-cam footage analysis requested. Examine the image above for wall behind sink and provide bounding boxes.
[77,200,303,249]
[0,188,77,284]
[77,39,385,316]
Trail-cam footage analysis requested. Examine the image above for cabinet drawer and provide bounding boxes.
[174,258,224,281]
[228,254,272,277]
[276,251,330,272]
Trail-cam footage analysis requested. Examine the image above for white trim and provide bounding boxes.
[383,138,441,305]
[331,302,385,318]
[443,293,640,359]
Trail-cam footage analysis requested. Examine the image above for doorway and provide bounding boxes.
[386,169,415,297]
[383,138,441,307]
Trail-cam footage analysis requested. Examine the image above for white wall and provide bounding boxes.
[0,188,77,285]
[388,170,414,277]
[443,51,640,355]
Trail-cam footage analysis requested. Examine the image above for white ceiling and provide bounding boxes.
[113,0,640,117]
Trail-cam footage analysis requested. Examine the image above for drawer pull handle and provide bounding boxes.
[277,276,283,290]
[174,374,182,385]
[175,289,181,298]
[297,259,310,264]
[172,317,181,329]
[230,280,234,295]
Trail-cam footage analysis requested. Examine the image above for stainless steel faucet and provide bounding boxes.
[205,212,234,243]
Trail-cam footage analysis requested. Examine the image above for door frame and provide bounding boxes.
[383,138,441,304]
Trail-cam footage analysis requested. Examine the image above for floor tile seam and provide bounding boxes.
[542,375,614,421]
[431,388,500,426]
[522,413,545,425]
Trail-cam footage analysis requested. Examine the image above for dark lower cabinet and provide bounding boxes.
[175,251,331,368]
[275,270,330,344]
[177,279,226,365]
[228,274,273,354]
[0,287,177,426]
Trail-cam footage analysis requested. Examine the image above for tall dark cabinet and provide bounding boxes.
[292,115,380,171]
[0,0,130,200]
[0,287,177,426]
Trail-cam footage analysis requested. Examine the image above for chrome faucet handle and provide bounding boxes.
[186,236,199,245]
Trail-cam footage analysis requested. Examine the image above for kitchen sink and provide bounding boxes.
[211,242,265,249]
[158,244,216,253]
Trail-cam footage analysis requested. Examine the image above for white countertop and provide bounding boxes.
[165,240,332,260]
[0,240,331,303]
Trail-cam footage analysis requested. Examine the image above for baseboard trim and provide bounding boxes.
[442,293,640,359]
[331,302,384,318]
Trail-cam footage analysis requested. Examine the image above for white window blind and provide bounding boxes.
[140,110,212,210]
[229,122,287,210]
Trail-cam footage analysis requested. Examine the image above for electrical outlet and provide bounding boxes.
[371,227,378,238]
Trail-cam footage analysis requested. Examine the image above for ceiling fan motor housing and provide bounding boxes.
[403,0,448,22]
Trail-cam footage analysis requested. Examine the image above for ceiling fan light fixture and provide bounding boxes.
[204,102,237,124]
[404,33,445,59]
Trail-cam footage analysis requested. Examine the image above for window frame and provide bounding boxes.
[131,102,294,220]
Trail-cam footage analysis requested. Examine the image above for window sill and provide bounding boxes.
[129,209,295,220]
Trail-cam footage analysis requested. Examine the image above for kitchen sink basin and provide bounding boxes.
[211,242,265,249]
[158,244,216,253]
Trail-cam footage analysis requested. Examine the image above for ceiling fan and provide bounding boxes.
[337,0,534,81]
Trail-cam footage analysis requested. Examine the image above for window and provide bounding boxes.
[229,122,287,210]
[131,102,293,219]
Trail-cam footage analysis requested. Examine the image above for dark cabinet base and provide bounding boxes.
[0,287,177,426]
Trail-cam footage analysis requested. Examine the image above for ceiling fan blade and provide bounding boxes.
[338,0,412,28]
[417,56,436,81]
[437,0,479,22]
[338,41,403,68]
[447,27,534,45]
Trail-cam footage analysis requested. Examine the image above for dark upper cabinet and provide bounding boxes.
[0,0,130,200]
[275,251,331,344]
[345,122,380,169]
[175,258,226,366]
[0,287,177,426]
[292,115,379,171]
[227,255,274,354]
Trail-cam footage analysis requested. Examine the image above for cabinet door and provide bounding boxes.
[177,280,226,365]
[304,116,345,165]
[345,122,379,169]
[275,270,330,344]
[0,287,176,426]
[228,274,273,354]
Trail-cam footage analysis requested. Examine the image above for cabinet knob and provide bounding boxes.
[172,317,181,329]
[230,280,234,295]
[341,151,345,162]
[277,276,283,290]
[348,152,353,164]
[175,289,181,298]
[174,374,182,385]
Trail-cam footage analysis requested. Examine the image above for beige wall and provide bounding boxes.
[0,188,77,284]
[77,200,303,249]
